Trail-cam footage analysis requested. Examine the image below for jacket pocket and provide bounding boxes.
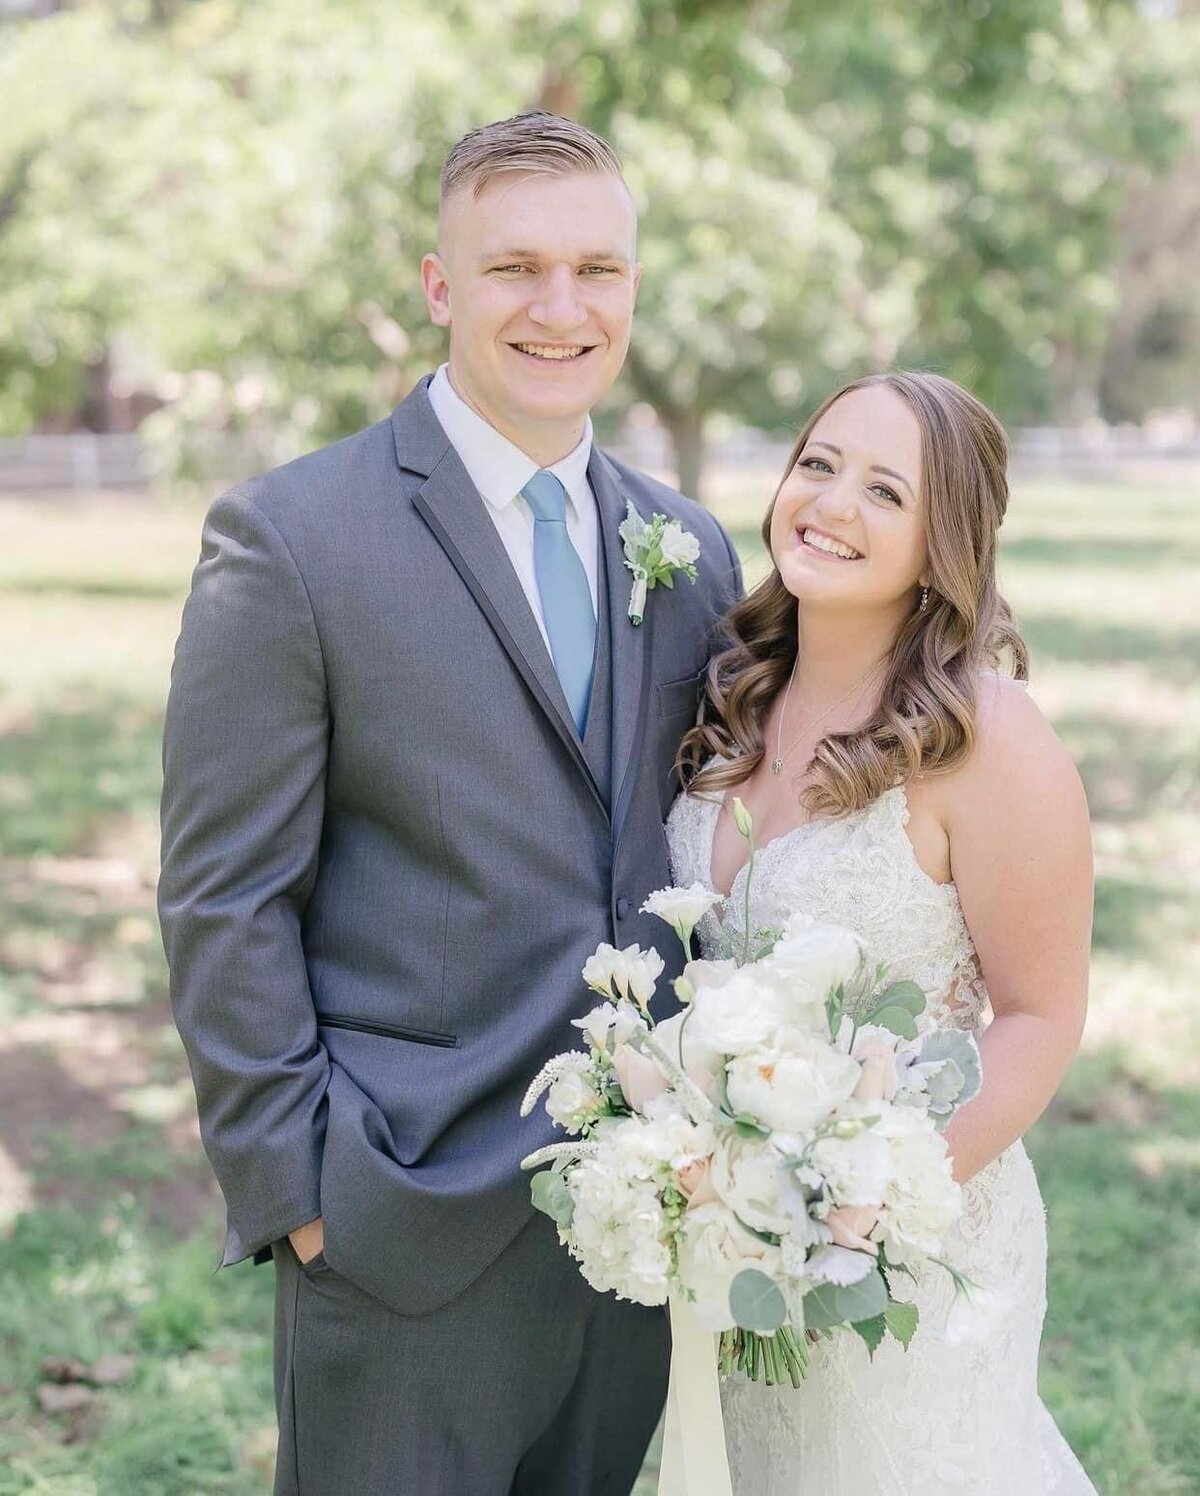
[657,668,705,719]
[315,1013,458,1048]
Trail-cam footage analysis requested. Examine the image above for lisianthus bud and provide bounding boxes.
[731,797,754,840]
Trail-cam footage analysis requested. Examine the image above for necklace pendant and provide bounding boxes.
[771,757,784,776]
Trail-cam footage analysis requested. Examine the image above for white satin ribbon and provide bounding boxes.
[658,1296,734,1496]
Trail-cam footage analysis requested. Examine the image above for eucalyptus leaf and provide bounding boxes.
[803,1268,888,1329]
[530,1170,574,1231]
[730,1269,789,1333]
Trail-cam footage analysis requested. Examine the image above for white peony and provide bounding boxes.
[810,1125,895,1208]
[641,882,723,944]
[659,522,701,569]
[675,1201,784,1331]
[709,1132,791,1235]
[724,1030,861,1134]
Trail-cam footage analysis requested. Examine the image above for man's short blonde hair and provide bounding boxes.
[440,110,626,202]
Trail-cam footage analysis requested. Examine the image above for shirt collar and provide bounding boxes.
[428,364,593,516]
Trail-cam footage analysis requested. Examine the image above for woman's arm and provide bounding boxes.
[940,677,1093,1183]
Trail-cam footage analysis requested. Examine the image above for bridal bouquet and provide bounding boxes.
[520,803,983,1386]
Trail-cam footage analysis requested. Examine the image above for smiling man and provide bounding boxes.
[159,112,741,1494]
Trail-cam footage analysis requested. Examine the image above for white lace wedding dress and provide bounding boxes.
[665,779,1096,1495]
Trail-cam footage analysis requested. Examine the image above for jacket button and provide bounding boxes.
[615,897,632,919]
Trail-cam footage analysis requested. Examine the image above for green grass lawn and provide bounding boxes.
[1,476,1197,1495]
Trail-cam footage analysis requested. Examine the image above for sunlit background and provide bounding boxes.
[1,2,1198,1492]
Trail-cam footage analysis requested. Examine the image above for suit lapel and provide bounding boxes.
[590,449,653,846]
[394,384,606,818]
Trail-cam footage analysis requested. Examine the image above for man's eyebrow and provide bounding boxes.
[478,248,632,263]
[804,441,915,498]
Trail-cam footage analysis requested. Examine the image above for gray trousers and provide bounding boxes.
[271,1214,670,1495]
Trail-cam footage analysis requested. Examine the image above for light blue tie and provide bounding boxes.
[521,470,596,734]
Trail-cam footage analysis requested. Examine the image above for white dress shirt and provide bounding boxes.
[427,366,601,652]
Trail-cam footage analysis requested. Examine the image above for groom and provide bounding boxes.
[159,111,740,1494]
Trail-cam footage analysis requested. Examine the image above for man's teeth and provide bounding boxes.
[515,343,586,360]
[803,529,862,560]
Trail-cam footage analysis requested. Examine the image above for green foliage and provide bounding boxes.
[803,1266,889,1328]
[729,1267,788,1333]
[1,1,1196,489]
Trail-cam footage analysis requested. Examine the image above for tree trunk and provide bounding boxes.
[662,405,707,505]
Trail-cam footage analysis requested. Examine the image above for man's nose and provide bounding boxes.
[528,266,588,331]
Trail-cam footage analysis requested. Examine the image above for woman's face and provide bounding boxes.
[769,385,929,621]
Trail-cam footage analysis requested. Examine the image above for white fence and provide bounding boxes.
[2,425,1200,493]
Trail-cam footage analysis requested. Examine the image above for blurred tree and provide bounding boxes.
[0,0,1195,492]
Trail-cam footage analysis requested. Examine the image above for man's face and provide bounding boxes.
[422,171,641,461]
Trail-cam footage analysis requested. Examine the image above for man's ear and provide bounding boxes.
[422,253,452,328]
[631,261,644,306]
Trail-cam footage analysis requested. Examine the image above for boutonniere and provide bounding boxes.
[618,501,701,626]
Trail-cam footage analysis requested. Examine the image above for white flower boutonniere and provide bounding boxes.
[618,501,701,626]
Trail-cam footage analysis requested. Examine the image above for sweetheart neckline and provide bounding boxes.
[698,784,958,907]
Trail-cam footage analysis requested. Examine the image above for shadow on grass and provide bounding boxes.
[1020,614,1200,684]
[1002,535,1200,570]
[0,694,165,859]
[1031,1047,1200,1494]
[0,1202,275,1495]
[1,578,186,602]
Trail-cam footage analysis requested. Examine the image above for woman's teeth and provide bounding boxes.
[802,528,862,560]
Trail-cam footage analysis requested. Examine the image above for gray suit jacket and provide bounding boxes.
[159,378,741,1316]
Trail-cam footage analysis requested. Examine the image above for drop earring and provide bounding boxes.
[919,585,930,612]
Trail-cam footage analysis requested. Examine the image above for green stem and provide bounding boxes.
[741,840,755,967]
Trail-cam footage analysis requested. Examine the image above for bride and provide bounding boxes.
[665,372,1096,1493]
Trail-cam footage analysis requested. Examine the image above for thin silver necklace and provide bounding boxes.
[771,656,885,776]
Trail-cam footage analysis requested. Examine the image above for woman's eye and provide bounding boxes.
[799,457,832,474]
[871,484,902,505]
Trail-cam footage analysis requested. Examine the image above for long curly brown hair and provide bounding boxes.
[679,372,1029,816]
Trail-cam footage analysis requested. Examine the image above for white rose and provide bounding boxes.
[545,1065,602,1131]
[652,1009,725,1100]
[659,522,701,569]
[686,968,790,1056]
[765,921,864,1018]
[641,882,723,944]
[725,1031,861,1134]
[810,1126,894,1207]
[682,958,738,993]
[675,1201,783,1331]
[709,1133,790,1235]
